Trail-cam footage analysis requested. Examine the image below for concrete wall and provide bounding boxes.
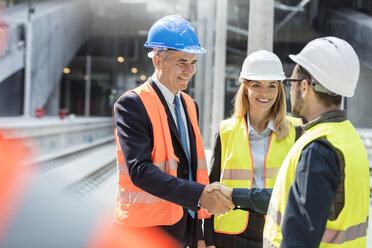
[316,8,372,70]
[347,62,372,128]
[0,117,114,163]
[316,8,372,128]
[0,22,24,83]
[0,70,23,116]
[0,0,91,116]
[30,1,91,115]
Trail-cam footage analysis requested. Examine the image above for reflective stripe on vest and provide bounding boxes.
[263,121,370,247]
[114,82,210,227]
[214,116,298,234]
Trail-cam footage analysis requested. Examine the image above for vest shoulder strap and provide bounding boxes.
[295,125,302,141]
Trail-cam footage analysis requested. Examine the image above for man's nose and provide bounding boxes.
[184,64,195,75]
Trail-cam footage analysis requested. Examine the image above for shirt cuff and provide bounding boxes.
[232,188,248,209]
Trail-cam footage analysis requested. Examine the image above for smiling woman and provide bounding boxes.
[243,80,279,131]
[233,50,290,140]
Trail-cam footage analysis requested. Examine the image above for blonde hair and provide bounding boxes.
[232,80,290,140]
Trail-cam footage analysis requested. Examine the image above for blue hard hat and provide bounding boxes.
[144,15,206,54]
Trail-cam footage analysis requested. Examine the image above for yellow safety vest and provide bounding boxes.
[114,82,210,227]
[214,116,301,234]
[263,120,370,247]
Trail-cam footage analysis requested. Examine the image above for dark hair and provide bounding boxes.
[297,66,341,107]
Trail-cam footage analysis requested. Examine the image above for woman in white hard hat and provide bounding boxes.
[202,50,301,248]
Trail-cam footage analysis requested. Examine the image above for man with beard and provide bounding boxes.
[262,37,370,247]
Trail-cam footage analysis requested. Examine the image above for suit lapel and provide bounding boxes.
[148,79,197,177]
[148,79,184,150]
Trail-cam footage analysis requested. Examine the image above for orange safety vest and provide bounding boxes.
[114,82,210,227]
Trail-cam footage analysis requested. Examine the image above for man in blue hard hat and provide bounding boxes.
[113,15,234,248]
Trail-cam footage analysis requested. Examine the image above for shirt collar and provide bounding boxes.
[304,110,347,131]
[152,74,180,105]
[246,114,276,135]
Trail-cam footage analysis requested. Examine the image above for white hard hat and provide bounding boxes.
[239,50,286,82]
[289,36,360,97]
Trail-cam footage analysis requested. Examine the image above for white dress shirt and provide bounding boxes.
[246,115,276,188]
[152,74,190,155]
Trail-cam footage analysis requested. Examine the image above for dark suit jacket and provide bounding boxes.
[114,79,205,246]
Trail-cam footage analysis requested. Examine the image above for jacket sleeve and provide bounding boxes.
[115,92,205,211]
[232,188,272,214]
[194,100,199,122]
[203,131,222,246]
[280,140,340,248]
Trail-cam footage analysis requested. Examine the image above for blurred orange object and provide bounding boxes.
[87,220,181,248]
[0,131,30,240]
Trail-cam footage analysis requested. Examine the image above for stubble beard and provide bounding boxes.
[291,88,305,118]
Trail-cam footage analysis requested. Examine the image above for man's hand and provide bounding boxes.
[206,182,233,201]
[197,240,216,248]
[198,240,206,248]
[199,184,235,215]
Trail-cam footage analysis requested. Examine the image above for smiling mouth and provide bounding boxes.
[179,77,189,81]
[257,98,270,103]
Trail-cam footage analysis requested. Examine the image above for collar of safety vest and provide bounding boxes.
[245,113,276,135]
[304,110,347,131]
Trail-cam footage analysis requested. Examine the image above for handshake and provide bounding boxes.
[199,182,235,216]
